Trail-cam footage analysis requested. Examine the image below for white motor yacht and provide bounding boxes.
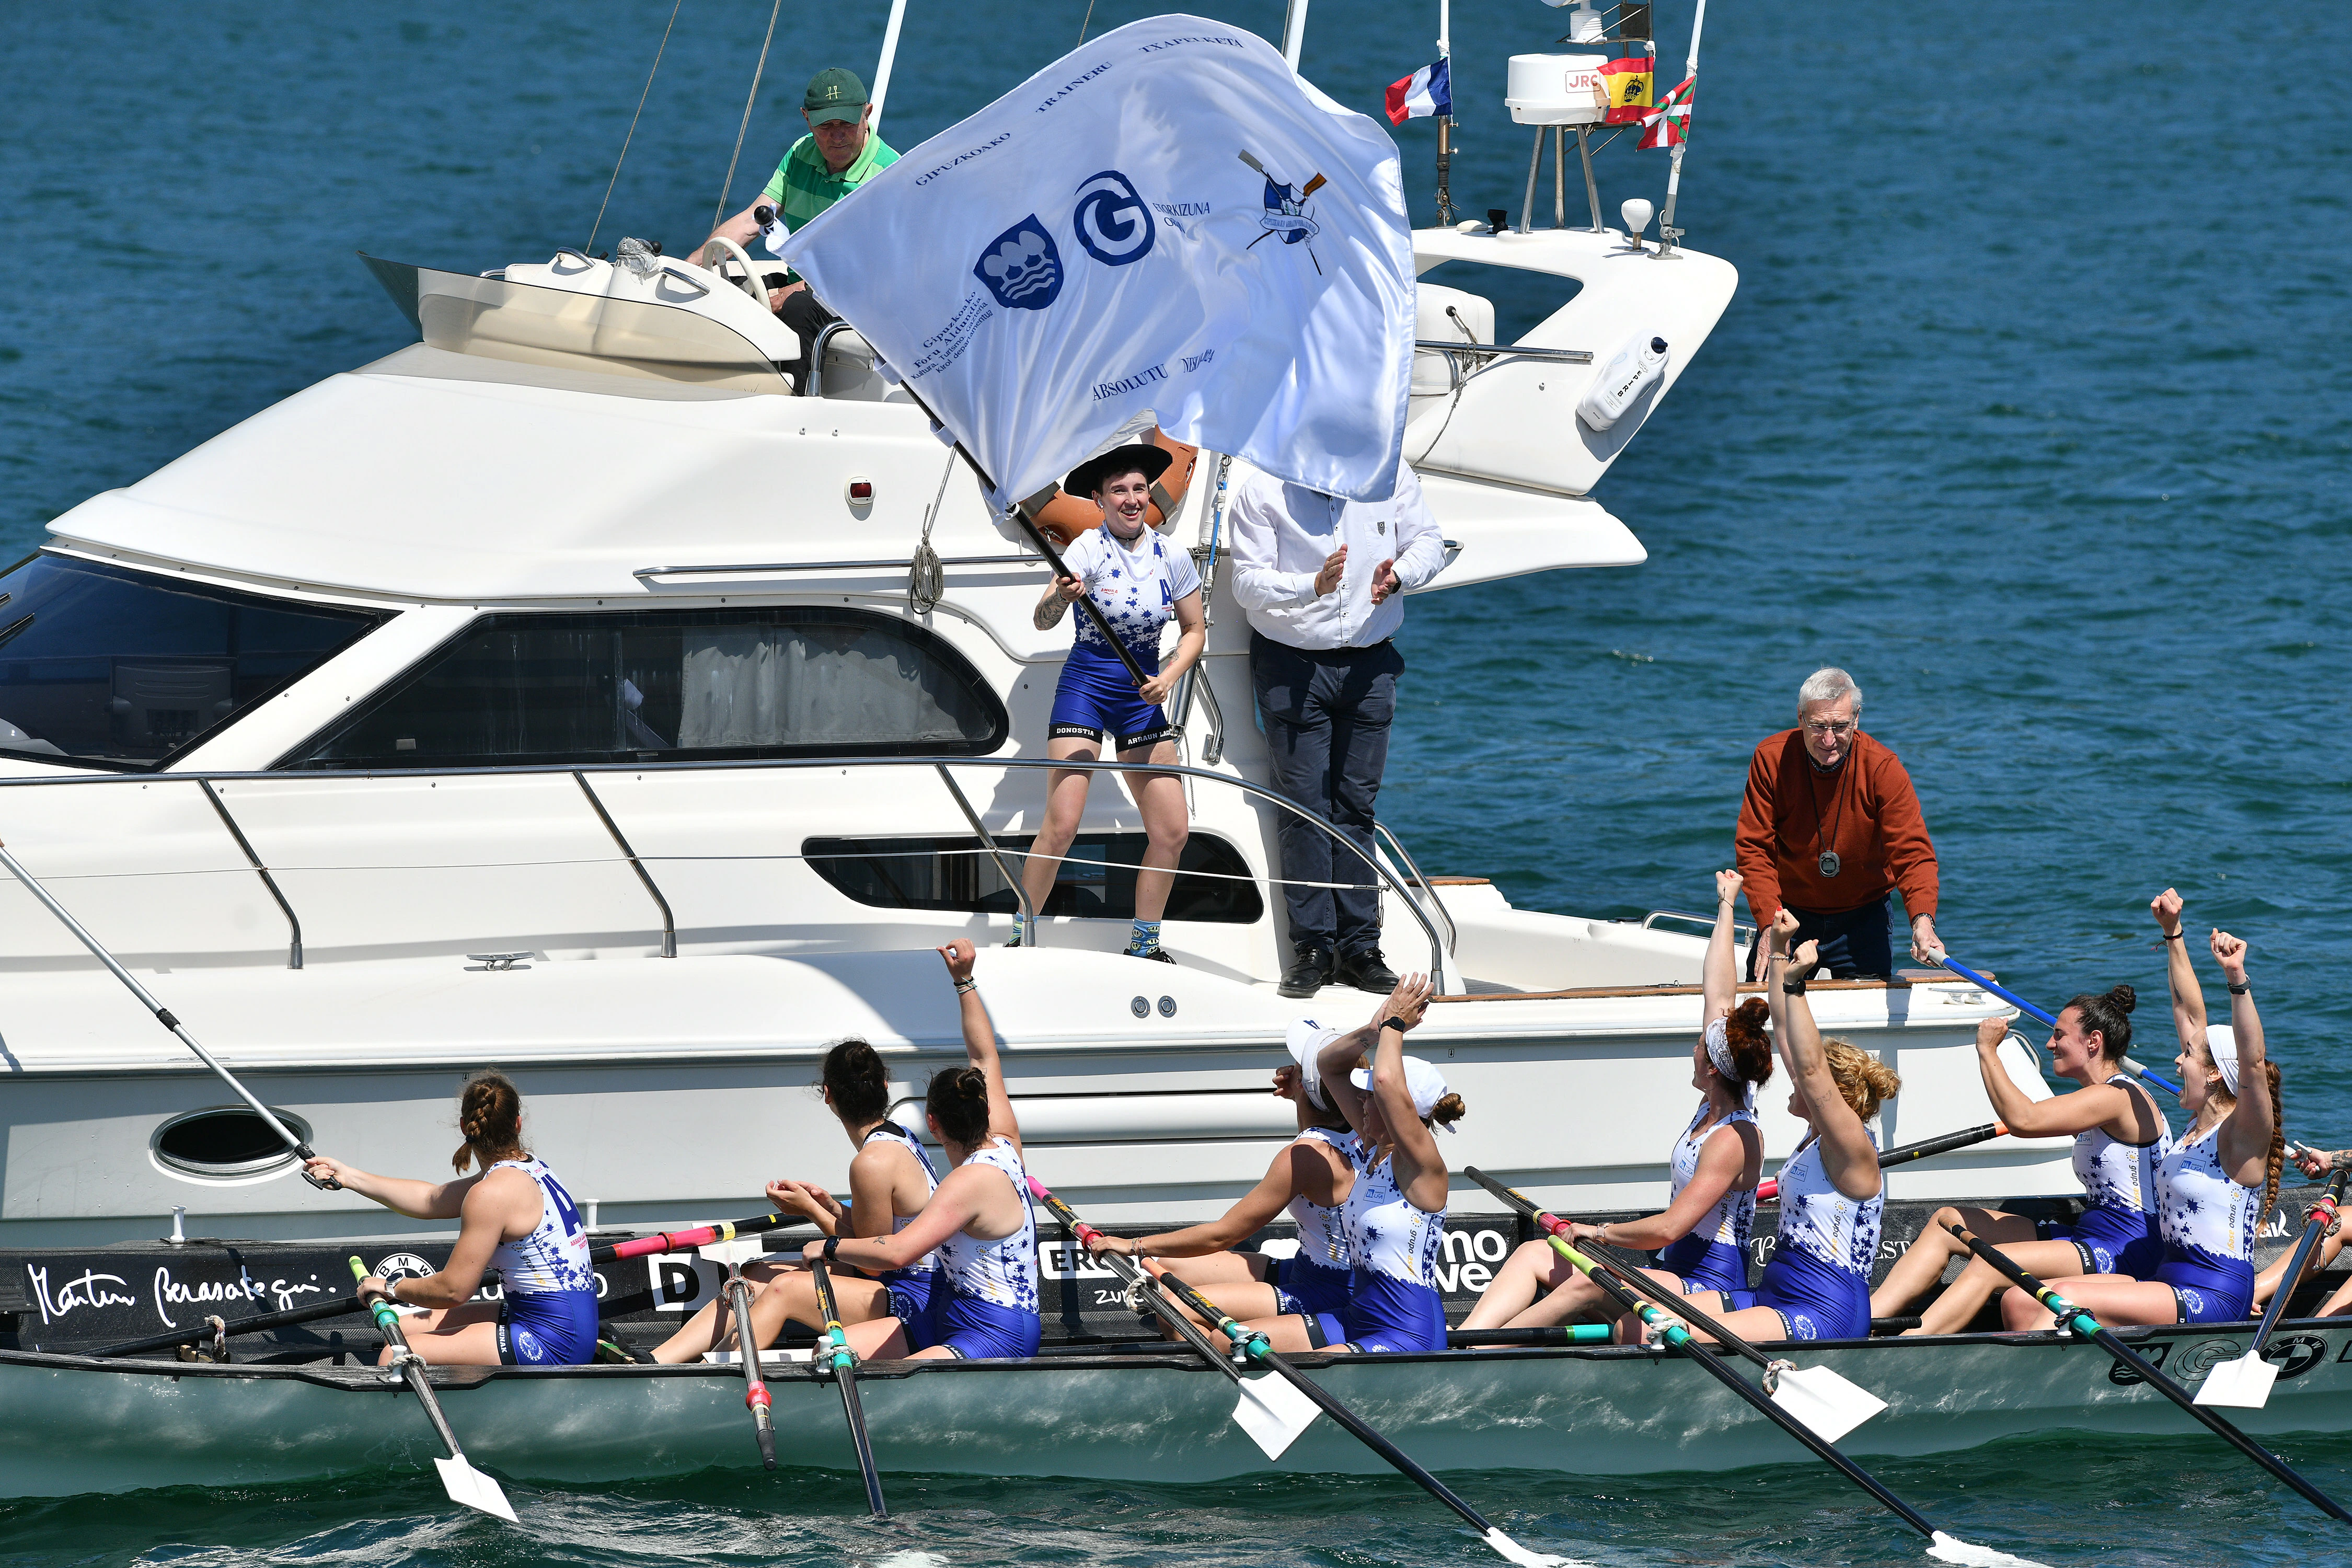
[0,42,2070,1255]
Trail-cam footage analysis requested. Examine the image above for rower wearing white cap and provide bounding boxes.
[1465,870,1770,1330]
[1232,974,1462,1354]
[1081,1018,1358,1329]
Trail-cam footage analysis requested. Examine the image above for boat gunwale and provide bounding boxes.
[4,1313,2327,1388]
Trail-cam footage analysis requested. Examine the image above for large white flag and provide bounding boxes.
[781,15,1414,508]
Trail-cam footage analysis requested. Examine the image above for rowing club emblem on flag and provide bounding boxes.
[1638,75,1694,149]
[1241,150,1330,273]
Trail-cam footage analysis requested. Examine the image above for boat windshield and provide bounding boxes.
[0,554,389,770]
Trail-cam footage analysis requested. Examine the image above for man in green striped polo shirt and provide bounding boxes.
[700,66,899,387]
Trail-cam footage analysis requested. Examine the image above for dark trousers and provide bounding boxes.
[777,288,838,389]
[1747,894,1894,981]
[1249,633,1403,956]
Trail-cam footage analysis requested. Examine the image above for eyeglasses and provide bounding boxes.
[1802,719,1855,737]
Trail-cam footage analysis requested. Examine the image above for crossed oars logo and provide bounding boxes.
[1239,149,1329,273]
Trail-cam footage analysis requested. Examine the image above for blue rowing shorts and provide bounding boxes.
[497,1288,599,1366]
[1047,645,1174,752]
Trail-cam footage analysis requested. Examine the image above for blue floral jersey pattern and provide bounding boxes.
[937,1136,1041,1312]
[1772,1131,1883,1277]
[863,1120,942,1282]
[1287,1126,1356,1271]
[2157,1121,2259,1265]
[1669,1094,1759,1251]
[486,1158,595,1295]
[1060,525,1200,668]
[2074,1074,2172,1222]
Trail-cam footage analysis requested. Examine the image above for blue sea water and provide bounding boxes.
[4,1,2351,1563]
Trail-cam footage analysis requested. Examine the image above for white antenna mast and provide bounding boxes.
[1656,0,1707,256]
[871,0,910,127]
[1281,0,1310,69]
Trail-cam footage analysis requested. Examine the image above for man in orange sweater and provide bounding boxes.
[1734,667,1940,979]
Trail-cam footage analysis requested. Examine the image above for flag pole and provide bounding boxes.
[1655,0,1706,256]
[1433,0,1455,225]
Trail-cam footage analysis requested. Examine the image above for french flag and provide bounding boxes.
[1383,57,1451,125]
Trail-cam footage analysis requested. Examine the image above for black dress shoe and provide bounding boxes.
[1335,948,1399,993]
[1278,945,1335,999]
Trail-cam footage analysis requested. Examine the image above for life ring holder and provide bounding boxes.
[1026,429,1201,548]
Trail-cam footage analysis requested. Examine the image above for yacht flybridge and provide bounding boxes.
[0,46,2067,1256]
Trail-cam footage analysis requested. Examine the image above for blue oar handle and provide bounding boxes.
[1940,954,2184,1096]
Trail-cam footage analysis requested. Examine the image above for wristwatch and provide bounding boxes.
[823,1236,841,1262]
[2228,979,2252,995]
[1379,1016,1413,1033]
[1782,978,1807,996]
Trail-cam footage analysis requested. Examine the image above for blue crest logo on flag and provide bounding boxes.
[1071,170,1156,267]
[973,216,1064,310]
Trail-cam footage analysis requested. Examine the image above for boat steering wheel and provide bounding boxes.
[698,235,769,308]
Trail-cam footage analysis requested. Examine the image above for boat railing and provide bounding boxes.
[0,754,1453,986]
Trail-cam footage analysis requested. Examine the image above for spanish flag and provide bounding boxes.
[1601,52,1654,124]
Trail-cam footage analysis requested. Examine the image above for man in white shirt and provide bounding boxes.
[1226,461,1448,998]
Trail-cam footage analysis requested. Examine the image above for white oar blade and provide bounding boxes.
[1768,1365,1887,1444]
[1927,1529,2052,1567]
[1230,1370,1321,1459]
[1475,1525,1585,1567]
[2192,1351,2280,1410]
[434,1455,518,1522]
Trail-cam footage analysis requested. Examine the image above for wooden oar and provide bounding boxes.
[1758,1122,2005,1202]
[1936,954,2184,1095]
[809,1260,889,1516]
[1944,1221,2352,1523]
[1020,1175,1319,1461]
[1466,1170,1884,1440]
[2199,1167,2351,1408]
[0,839,335,1189]
[1025,1174,1570,1568]
[345,1256,515,1521]
[1457,1193,2035,1565]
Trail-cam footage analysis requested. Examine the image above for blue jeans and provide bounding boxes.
[1753,895,1894,979]
[1249,633,1402,955]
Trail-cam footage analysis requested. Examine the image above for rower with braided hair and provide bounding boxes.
[2005,914,2282,1330]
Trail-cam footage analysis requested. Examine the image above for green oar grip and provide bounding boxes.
[349,1255,401,1332]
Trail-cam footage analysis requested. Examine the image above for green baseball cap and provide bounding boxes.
[803,66,869,124]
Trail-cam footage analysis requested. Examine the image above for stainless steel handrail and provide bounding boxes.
[1413,338,1593,364]
[633,556,1033,583]
[1374,820,1457,957]
[0,753,1450,987]
[933,763,1037,943]
[1641,908,1756,940]
[806,318,862,398]
[573,771,676,958]
[198,778,302,970]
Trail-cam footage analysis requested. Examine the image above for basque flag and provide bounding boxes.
[1384,56,1451,124]
[1638,75,1694,148]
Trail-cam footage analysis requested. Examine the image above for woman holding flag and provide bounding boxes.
[1011,444,1205,963]
[1462,869,1769,1330]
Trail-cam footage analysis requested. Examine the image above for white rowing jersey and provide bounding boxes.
[1286,1126,1355,1271]
[863,1120,941,1278]
[2075,1074,2170,1221]
[1670,1098,1759,1251]
[1772,1132,1883,1278]
[1060,524,1200,666]
[486,1157,594,1295]
[2158,1122,2259,1263]
[1341,1142,1445,1288]
[936,1136,1041,1311]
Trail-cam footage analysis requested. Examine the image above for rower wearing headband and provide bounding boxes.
[1464,870,1770,1330]
[2006,921,2281,1331]
[1633,912,1899,1344]
[1010,442,1205,963]
[307,1071,596,1368]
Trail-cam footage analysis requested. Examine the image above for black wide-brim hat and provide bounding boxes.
[1064,442,1173,499]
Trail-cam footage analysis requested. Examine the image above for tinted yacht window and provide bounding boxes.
[291,606,1006,768]
[0,554,387,770]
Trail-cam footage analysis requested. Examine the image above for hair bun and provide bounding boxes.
[2106,984,2137,1014]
